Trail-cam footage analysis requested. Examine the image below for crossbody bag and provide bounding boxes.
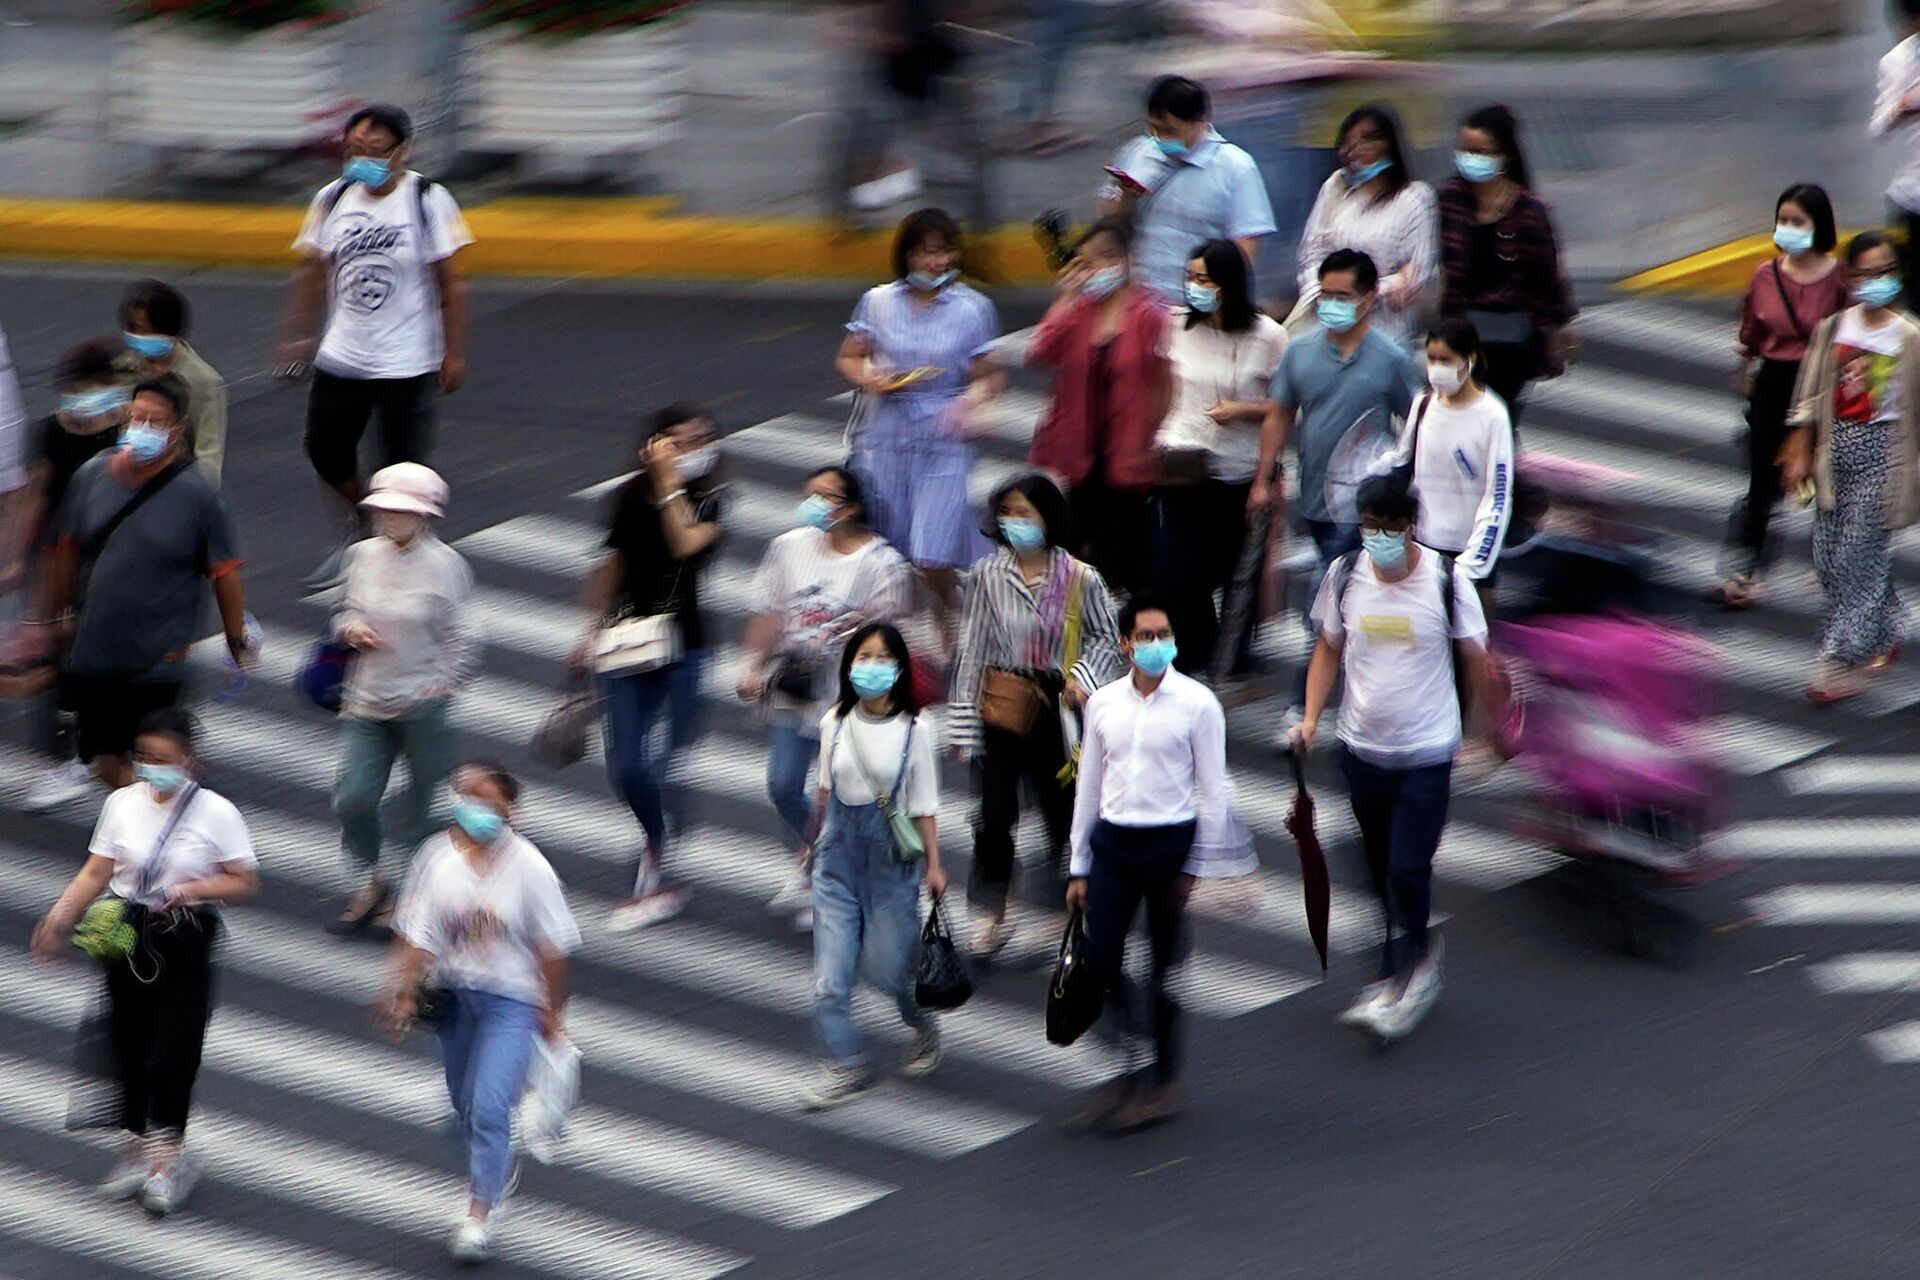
[71,783,203,970]
[835,714,926,861]
[978,563,1085,736]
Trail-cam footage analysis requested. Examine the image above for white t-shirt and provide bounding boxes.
[1833,308,1907,425]
[90,783,258,907]
[1383,389,1515,579]
[816,708,940,817]
[1158,313,1289,483]
[293,173,475,380]
[393,831,582,1007]
[1311,550,1488,768]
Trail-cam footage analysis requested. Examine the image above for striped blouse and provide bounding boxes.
[949,548,1125,751]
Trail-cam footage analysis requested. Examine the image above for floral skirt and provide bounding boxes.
[1811,422,1906,665]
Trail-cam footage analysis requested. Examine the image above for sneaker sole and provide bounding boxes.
[901,1051,942,1079]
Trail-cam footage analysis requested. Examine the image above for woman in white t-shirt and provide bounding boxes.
[1381,317,1516,608]
[797,623,947,1110]
[1293,473,1491,1044]
[1152,238,1289,676]
[280,104,475,585]
[30,708,260,1218]
[739,466,918,926]
[380,760,581,1265]
[1782,232,1920,702]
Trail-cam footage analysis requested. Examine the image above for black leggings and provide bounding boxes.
[968,697,1073,913]
[1731,358,1801,575]
[107,911,218,1135]
[304,370,438,490]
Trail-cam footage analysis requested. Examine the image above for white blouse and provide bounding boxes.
[1294,173,1438,344]
[1157,313,1290,484]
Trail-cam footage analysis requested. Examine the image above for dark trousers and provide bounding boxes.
[63,674,183,764]
[1340,749,1452,979]
[1731,358,1802,576]
[1069,474,1152,598]
[106,911,218,1135]
[1480,342,1537,430]
[968,703,1073,913]
[1083,819,1196,1086]
[1153,480,1256,677]
[304,369,438,489]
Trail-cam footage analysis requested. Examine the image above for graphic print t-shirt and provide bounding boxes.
[1832,309,1906,427]
[293,173,474,380]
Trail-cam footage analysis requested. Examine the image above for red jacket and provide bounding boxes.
[1025,288,1173,492]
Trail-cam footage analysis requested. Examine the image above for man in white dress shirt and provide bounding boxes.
[1065,595,1231,1133]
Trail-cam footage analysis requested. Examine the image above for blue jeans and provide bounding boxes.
[437,988,540,1207]
[766,721,816,850]
[602,652,704,878]
[812,794,927,1067]
[1340,749,1454,979]
[333,699,455,873]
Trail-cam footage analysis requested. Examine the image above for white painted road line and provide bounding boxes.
[1710,818,1920,859]
[1783,755,1920,796]
[1748,884,1920,926]
[1806,952,1920,995]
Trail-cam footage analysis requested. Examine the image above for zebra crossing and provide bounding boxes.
[0,292,1911,1276]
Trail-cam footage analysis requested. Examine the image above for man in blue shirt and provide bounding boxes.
[1099,76,1277,301]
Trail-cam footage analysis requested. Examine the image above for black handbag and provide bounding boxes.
[64,992,120,1131]
[414,982,453,1029]
[914,899,973,1011]
[1045,910,1105,1047]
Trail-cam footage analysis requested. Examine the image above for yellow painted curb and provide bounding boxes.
[0,197,1058,285]
[1621,229,1875,297]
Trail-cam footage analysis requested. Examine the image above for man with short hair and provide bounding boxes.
[1065,595,1232,1132]
[44,376,253,792]
[1099,75,1276,300]
[115,278,229,483]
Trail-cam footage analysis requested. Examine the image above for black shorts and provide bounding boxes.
[62,674,184,763]
[303,369,438,488]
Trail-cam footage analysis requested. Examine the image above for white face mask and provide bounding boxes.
[677,445,718,480]
[1427,361,1466,396]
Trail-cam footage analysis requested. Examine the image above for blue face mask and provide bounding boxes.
[1150,133,1190,158]
[849,659,900,700]
[1363,529,1409,570]
[905,268,957,291]
[121,421,171,464]
[1317,297,1360,334]
[1082,265,1128,300]
[451,797,507,844]
[342,156,392,187]
[61,387,130,420]
[999,516,1046,550]
[1343,158,1392,187]
[124,332,175,361]
[1773,223,1814,255]
[1186,281,1220,313]
[1856,274,1903,309]
[1454,151,1503,185]
[1132,638,1178,676]
[797,494,840,531]
[135,762,189,795]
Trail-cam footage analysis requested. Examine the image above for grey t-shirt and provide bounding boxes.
[60,453,240,682]
[1270,328,1421,524]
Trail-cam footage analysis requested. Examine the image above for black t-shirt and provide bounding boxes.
[603,475,725,652]
[35,414,122,543]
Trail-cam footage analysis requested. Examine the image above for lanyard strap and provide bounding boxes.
[135,783,200,906]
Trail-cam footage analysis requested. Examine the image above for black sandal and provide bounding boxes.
[325,879,391,937]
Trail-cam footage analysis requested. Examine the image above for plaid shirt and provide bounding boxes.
[1437,179,1577,346]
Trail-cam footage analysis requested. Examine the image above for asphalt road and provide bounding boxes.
[0,266,1918,1279]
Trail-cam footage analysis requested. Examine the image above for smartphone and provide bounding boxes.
[1032,208,1073,271]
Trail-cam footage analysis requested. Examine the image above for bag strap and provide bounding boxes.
[1770,260,1812,345]
[81,459,192,568]
[1060,562,1086,680]
[134,783,201,906]
[1438,552,1466,712]
[1405,391,1434,461]
[320,177,352,227]
[839,713,914,812]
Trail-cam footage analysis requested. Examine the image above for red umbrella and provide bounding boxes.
[1284,749,1331,970]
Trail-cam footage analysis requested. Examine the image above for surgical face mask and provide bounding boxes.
[121,420,171,464]
[61,386,130,421]
[1363,529,1409,570]
[1317,297,1360,334]
[1343,158,1392,187]
[1773,223,1814,255]
[124,332,175,361]
[676,445,718,480]
[342,155,392,187]
[1150,133,1190,158]
[450,797,507,844]
[1856,274,1903,309]
[905,268,957,291]
[1427,361,1467,395]
[797,494,840,531]
[1186,281,1221,313]
[999,516,1046,550]
[1132,638,1177,676]
[848,658,900,700]
[1454,152,1503,184]
[1082,265,1128,300]
[135,762,189,795]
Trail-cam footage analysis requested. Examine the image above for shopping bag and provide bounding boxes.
[914,899,973,1010]
[518,1035,582,1165]
[65,993,120,1131]
[297,639,355,714]
[530,671,600,769]
[1045,910,1104,1047]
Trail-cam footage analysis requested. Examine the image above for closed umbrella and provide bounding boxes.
[1284,749,1331,970]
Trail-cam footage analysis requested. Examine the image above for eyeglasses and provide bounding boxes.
[1359,521,1411,535]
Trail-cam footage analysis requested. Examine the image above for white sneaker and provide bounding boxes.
[606,888,689,934]
[97,1151,150,1202]
[902,1024,942,1078]
[848,166,922,211]
[24,760,96,812]
[1338,980,1395,1028]
[767,868,812,915]
[1373,942,1445,1041]
[799,1065,873,1111]
[138,1151,197,1217]
[449,1216,492,1264]
[790,904,814,933]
